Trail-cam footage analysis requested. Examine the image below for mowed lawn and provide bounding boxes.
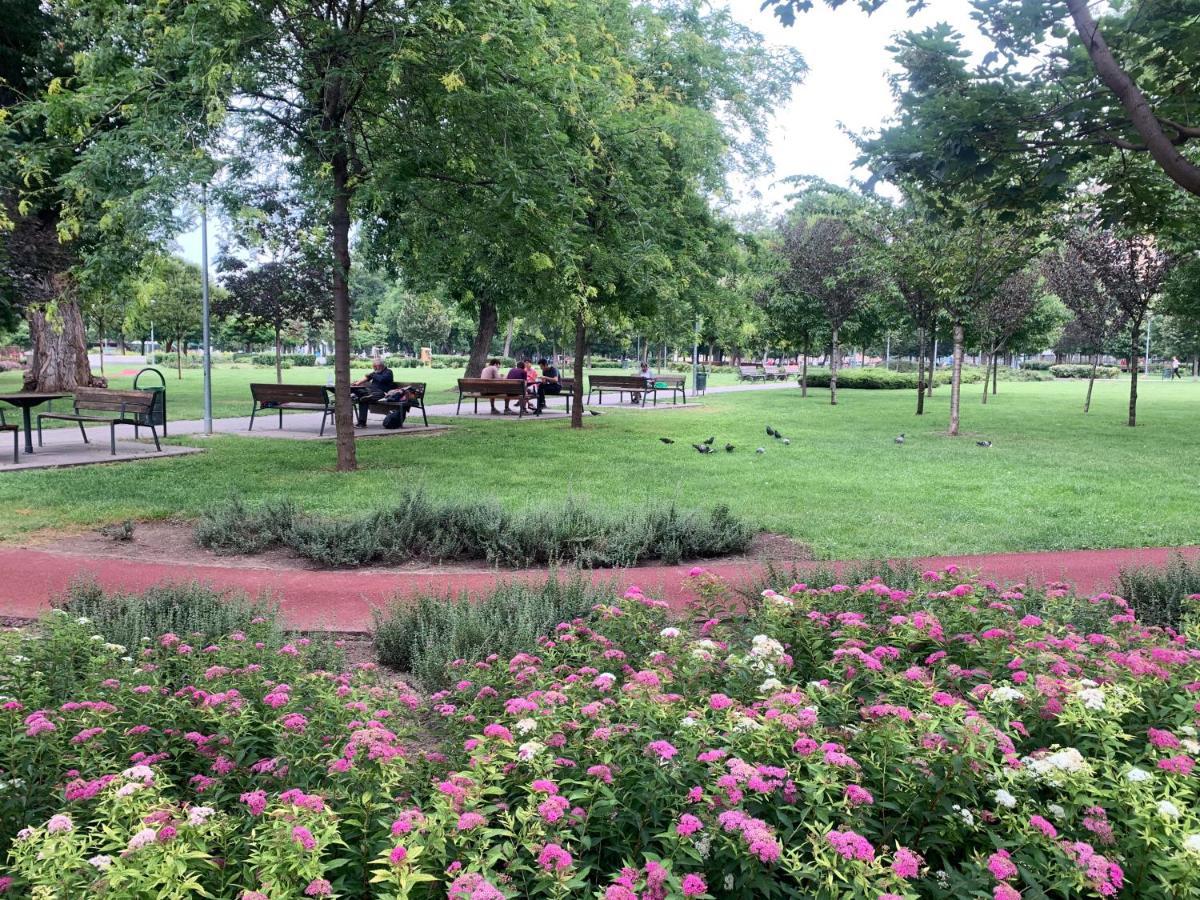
[1,374,1198,558]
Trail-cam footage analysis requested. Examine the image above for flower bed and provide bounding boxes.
[2,571,1200,898]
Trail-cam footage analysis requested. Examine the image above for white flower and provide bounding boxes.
[994,789,1017,809]
[724,874,735,891]
[88,855,113,871]
[9,655,28,664]
[1126,767,1152,783]
[517,740,544,761]
[76,616,91,625]
[680,717,697,728]
[90,634,105,642]
[1079,678,1098,688]
[121,656,134,663]
[514,718,537,735]
[104,643,126,654]
[659,627,681,639]
[1158,800,1181,819]
[1048,804,1066,818]
[121,765,155,782]
[115,782,142,798]
[990,686,1024,703]
[1185,834,1200,854]
[695,832,712,859]
[935,870,950,888]
[692,640,718,651]
[1077,688,1106,710]
[1024,747,1088,782]
[733,716,762,733]
[1182,738,1200,755]
[1181,725,1198,738]
[187,806,215,826]
[749,635,785,658]
[759,678,784,693]
[952,804,975,826]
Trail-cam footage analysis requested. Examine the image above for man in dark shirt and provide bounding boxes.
[504,360,528,414]
[535,358,561,413]
[351,359,395,427]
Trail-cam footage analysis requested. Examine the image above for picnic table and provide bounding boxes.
[0,392,66,455]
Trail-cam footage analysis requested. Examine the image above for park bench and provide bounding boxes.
[36,387,162,455]
[763,365,789,381]
[457,378,530,416]
[364,382,429,427]
[738,365,765,382]
[536,376,575,414]
[646,374,687,405]
[784,364,800,378]
[1,409,16,463]
[587,374,652,406]
[248,383,334,435]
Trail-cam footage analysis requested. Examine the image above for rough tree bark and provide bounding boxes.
[330,152,357,472]
[24,301,104,392]
[464,299,498,378]
[1066,0,1200,197]
[1084,353,1098,413]
[915,325,926,415]
[927,338,937,396]
[991,352,999,395]
[981,349,991,405]
[948,321,965,436]
[829,326,840,406]
[274,324,283,384]
[570,307,585,429]
[800,338,809,397]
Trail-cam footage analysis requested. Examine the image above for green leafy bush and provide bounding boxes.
[1050,364,1121,379]
[1116,554,1200,629]
[196,492,753,568]
[1021,360,1053,370]
[799,367,983,390]
[372,574,610,685]
[50,579,280,651]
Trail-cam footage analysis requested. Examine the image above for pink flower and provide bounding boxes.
[304,879,332,897]
[988,850,1018,881]
[1158,755,1195,775]
[676,814,704,836]
[586,764,613,784]
[390,845,408,865]
[456,812,485,832]
[537,843,573,873]
[892,847,921,879]
[531,779,558,795]
[844,784,874,806]
[482,723,513,743]
[826,828,875,862]
[994,886,1021,900]
[681,873,707,896]
[645,740,678,761]
[1148,727,1180,749]
[46,814,73,833]
[1030,815,1057,838]
[240,790,267,815]
[291,826,316,851]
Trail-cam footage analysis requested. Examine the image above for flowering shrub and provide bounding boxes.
[2,572,1200,897]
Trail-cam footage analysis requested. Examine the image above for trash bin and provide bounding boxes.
[694,369,708,395]
[133,367,167,435]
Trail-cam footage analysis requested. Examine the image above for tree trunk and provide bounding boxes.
[24,301,102,392]
[829,326,840,406]
[274,324,283,384]
[571,307,585,429]
[949,321,965,436]
[1193,353,1198,379]
[96,316,105,374]
[1084,353,1098,413]
[991,350,999,395]
[915,326,926,416]
[1066,0,1200,196]
[800,338,809,398]
[981,348,990,405]
[176,338,183,380]
[501,320,514,360]
[464,298,498,378]
[330,153,357,471]
[1127,322,1140,427]
[927,338,937,396]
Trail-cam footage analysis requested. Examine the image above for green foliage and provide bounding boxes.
[797,366,983,390]
[49,579,280,652]
[1021,360,1053,370]
[372,575,611,686]
[196,491,753,569]
[1116,554,1200,630]
[1049,364,1121,379]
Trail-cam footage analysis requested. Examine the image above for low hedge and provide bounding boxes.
[196,491,753,568]
[1020,360,1054,370]
[1050,363,1121,379]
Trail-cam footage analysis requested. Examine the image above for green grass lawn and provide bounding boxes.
[0,361,746,424]
[2,372,1198,559]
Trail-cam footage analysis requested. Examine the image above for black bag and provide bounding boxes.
[381,408,406,429]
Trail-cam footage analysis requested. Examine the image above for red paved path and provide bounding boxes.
[1,546,1196,632]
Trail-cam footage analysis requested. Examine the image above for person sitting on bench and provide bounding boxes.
[504,360,530,414]
[480,358,504,414]
[633,362,655,404]
[379,384,420,428]
[352,359,394,427]
[535,358,561,413]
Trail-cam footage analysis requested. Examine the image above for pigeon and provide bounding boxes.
[895,433,905,445]
[659,437,675,444]
[756,447,766,454]
[702,436,715,445]
[766,425,776,438]
[976,440,992,448]
[782,438,791,446]
[772,430,783,440]
[691,443,713,454]
[587,409,601,417]
[724,443,735,453]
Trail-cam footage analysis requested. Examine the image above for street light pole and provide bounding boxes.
[1144,314,1152,378]
[200,182,213,435]
[692,315,700,393]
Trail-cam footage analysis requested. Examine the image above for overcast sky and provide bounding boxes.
[178,1,984,265]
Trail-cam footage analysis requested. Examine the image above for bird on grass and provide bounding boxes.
[756,447,766,454]
[587,409,601,417]
[725,443,735,453]
[976,440,992,448]
[765,425,776,438]
[782,438,791,445]
[702,436,715,445]
[772,430,784,441]
[692,443,713,454]
[659,437,675,444]
[895,433,905,445]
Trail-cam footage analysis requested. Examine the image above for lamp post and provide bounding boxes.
[200,182,213,435]
[692,315,700,392]
[1144,314,1152,378]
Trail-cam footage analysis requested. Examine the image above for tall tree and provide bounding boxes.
[127,256,204,379]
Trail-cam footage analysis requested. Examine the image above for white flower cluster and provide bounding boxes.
[744,634,786,674]
[993,789,1017,809]
[1185,834,1200,855]
[1158,800,1181,819]
[659,627,681,639]
[1022,747,1089,783]
[989,686,1024,703]
[514,718,538,735]
[952,804,975,826]
[1075,687,1106,711]
[0,777,25,793]
[517,740,544,761]
[760,589,794,607]
[1126,767,1152,783]
[690,639,719,661]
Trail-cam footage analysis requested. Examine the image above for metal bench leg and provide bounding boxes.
[110,423,118,455]
[11,429,16,464]
[148,425,161,451]
[456,394,463,415]
[36,416,43,448]
[79,420,89,443]
[278,408,284,429]
[420,404,428,426]
[319,410,328,437]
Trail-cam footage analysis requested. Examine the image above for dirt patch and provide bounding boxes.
[25,521,810,576]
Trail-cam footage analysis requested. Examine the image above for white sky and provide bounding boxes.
[178,0,985,264]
